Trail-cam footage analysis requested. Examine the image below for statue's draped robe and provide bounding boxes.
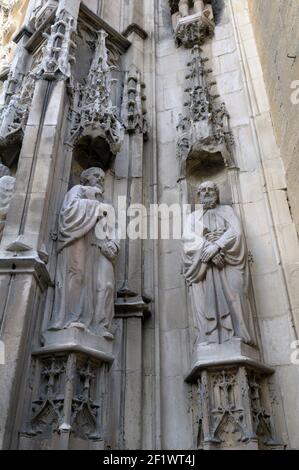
[182,205,255,344]
[51,185,118,333]
[0,176,15,240]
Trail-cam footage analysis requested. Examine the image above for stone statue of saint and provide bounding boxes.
[0,163,15,241]
[50,167,119,339]
[182,181,256,345]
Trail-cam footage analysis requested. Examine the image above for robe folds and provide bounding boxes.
[182,205,256,345]
[50,185,119,333]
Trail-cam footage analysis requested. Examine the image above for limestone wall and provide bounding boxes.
[248,0,299,235]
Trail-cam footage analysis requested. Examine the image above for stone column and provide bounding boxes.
[112,25,149,450]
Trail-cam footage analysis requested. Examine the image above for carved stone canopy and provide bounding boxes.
[177,46,234,180]
[69,30,124,157]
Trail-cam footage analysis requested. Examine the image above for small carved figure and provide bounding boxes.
[0,162,15,241]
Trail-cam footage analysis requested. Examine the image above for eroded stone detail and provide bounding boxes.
[177,45,233,178]
[0,0,26,70]
[197,366,281,449]
[29,0,58,31]
[21,354,108,448]
[69,30,124,154]
[121,65,148,139]
[0,68,35,143]
[34,8,77,81]
[169,0,215,48]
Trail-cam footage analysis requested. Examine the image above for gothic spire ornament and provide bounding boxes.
[69,30,124,155]
[176,45,234,179]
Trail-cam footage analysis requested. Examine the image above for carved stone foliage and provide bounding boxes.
[34,8,77,81]
[0,67,35,147]
[177,45,234,179]
[121,66,148,139]
[169,1,215,48]
[196,366,282,450]
[69,30,124,155]
[21,354,109,449]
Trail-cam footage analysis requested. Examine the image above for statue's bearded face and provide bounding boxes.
[198,182,218,209]
[82,168,105,191]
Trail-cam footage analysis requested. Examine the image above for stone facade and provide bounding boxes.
[0,0,298,450]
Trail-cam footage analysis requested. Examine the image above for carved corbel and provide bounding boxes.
[169,0,215,48]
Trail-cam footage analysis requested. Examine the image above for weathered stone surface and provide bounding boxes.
[249,0,299,235]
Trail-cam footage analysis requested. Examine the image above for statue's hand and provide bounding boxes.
[100,241,119,261]
[201,243,219,263]
[212,253,225,269]
[205,229,226,242]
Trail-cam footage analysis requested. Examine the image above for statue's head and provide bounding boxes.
[0,163,11,178]
[80,167,105,192]
[197,181,219,209]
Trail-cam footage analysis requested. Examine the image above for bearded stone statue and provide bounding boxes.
[50,167,119,339]
[182,181,256,346]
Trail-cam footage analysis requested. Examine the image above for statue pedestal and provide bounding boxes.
[186,340,283,450]
[19,327,114,450]
[40,326,114,364]
[187,339,267,381]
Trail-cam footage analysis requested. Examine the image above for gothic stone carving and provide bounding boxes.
[29,0,58,31]
[177,45,233,179]
[182,181,256,345]
[49,168,119,339]
[0,162,15,240]
[0,68,35,146]
[169,1,215,48]
[69,30,124,155]
[34,8,77,81]
[121,65,148,139]
[0,0,26,70]
[196,366,282,450]
[20,354,109,449]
